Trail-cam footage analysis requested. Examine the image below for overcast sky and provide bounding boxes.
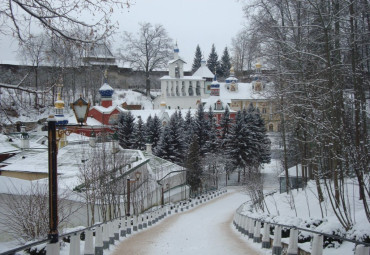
[0,0,246,71]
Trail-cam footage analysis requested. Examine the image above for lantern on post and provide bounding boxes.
[71,95,90,125]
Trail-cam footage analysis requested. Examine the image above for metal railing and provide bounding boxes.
[233,201,370,255]
[0,188,228,255]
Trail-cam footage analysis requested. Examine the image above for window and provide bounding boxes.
[215,100,223,110]
[196,81,200,96]
[188,82,193,96]
[269,124,274,132]
[262,108,267,114]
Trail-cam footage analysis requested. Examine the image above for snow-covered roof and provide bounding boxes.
[90,105,117,114]
[193,65,214,79]
[99,83,114,91]
[85,44,115,59]
[202,97,233,113]
[219,82,269,100]
[160,75,205,81]
[168,58,186,64]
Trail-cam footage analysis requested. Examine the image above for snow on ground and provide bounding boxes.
[76,187,261,255]
[240,179,369,254]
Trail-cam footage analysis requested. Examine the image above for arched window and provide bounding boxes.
[196,81,200,96]
[188,82,193,96]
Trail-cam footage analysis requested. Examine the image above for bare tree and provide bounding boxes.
[1,0,132,44]
[0,180,77,242]
[119,22,173,97]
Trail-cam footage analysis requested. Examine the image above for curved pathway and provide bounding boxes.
[111,188,262,255]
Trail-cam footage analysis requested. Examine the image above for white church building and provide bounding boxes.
[153,45,281,132]
[153,44,214,109]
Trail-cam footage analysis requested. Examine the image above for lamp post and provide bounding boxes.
[166,183,170,204]
[126,172,141,216]
[47,96,89,249]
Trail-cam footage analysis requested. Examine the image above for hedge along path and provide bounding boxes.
[111,188,262,255]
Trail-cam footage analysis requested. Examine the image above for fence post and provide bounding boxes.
[95,225,103,255]
[113,219,119,240]
[109,221,115,244]
[272,225,282,255]
[262,223,270,248]
[46,242,60,255]
[84,229,94,255]
[148,213,152,226]
[143,213,148,228]
[311,234,323,255]
[253,221,261,243]
[287,228,298,255]
[138,214,143,230]
[245,217,250,236]
[133,215,138,231]
[120,218,126,237]
[248,219,255,239]
[102,223,110,249]
[69,233,80,255]
[126,216,132,235]
[355,245,370,255]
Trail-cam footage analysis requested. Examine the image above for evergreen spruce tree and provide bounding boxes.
[207,44,220,76]
[146,114,162,150]
[154,112,185,165]
[168,111,186,164]
[192,45,202,73]
[183,109,194,152]
[151,115,162,150]
[219,107,231,148]
[205,106,219,154]
[185,134,202,194]
[133,116,146,150]
[117,111,136,149]
[225,110,250,171]
[220,47,232,78]
[193,103,209,155]
[154,125,172,160]
[244,105,271,167]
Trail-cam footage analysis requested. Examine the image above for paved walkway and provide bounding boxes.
[111,188,263,255]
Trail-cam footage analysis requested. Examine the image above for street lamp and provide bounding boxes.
[70,95,90,125]
[126,172,141,216]
[47,95,90,250]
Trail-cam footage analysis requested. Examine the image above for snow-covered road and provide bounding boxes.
[111,188,262,255]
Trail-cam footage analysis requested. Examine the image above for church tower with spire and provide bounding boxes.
[99,70,114,108]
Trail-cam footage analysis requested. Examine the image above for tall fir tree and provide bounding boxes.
[117,111,136,149]
[220,47,232,78]
[168,111,186,164]
[146,114,162,150]
[219,107,231,148]
[132,116,146,150]
[205,106,219,154]
[183,109,194,152]
[154,125,173,160]
[244,105,271,167]
[207,44,220,76]
[193,103,209,155]
[225,110,250,171]
[185,134,202,194]
[154,112,185,165]
[192,45,202,73]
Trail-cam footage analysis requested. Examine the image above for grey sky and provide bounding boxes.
[1,0,245,70]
